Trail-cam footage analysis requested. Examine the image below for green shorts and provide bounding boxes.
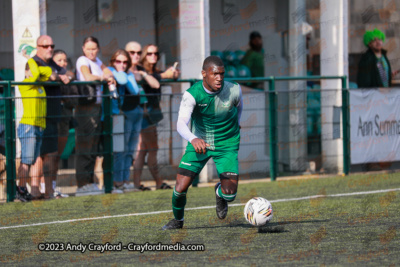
[178,149,239,176]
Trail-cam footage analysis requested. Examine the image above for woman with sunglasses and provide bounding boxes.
[132,44,175,190]
[75,36,115,196]
[125,41,160,89]
[107,49,143,193]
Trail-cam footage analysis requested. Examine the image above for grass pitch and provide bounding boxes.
[0,172,399,266]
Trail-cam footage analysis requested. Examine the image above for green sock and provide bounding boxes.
[172,187,187,220]
[217,184,237,202]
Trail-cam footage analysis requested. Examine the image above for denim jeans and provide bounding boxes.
[18,123,44,165]
[113,106,143,183]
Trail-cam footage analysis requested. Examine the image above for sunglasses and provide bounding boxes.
[129,50,142,55]
[146,52,159,56]
[38,44,55,49]
[114,60,128,65]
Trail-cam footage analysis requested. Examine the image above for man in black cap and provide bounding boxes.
[240,31,264,89]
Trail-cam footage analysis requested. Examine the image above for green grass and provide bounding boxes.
[0,172,399,266]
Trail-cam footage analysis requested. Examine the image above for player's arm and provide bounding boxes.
[237,84,244,128]
[177,91,209,154]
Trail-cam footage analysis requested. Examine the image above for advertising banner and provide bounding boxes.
[350,88,400,164]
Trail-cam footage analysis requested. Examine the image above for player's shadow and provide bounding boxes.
[186,219,329,232]
[227,222,289,233]
[273,219,329,226]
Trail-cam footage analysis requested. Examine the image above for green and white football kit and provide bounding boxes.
[177,81,243,176]
[162,80,243,229]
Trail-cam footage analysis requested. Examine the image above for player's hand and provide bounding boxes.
[191,138,210,154]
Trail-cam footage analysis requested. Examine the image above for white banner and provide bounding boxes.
[350,88,400,164]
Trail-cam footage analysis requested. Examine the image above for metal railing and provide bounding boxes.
[0,80,111,202]
[162,75,348,180]
[0,75,347,202]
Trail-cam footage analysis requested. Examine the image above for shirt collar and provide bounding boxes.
[202,82,220,95]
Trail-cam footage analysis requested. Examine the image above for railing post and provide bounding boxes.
[169,94,173,166]
[189,79,200,187]
[341,76,349,175]
[102,82,113,193]
[5,81,16,202]
[268,77,278,181]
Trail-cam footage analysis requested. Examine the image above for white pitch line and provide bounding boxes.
[1,188,399,230]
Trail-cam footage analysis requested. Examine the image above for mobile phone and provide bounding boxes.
[173,62,179,70]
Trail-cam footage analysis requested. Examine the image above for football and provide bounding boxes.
[244,197,273,226]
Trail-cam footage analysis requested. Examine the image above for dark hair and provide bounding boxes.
[53,49,67,57]
[249,31,262,40]
[82,36,100,48]
[202,56,224,70]
[140,44,160,74]
[109,49,132,73]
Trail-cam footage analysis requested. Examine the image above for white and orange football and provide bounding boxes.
[244,197,273,226]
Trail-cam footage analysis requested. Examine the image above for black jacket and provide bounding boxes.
[357,48,392,88]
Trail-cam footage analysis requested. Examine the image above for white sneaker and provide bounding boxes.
[112,187,124,194]
[54,187,69,198]
[122,183,140,192]
[76,183,104,196]
[54,190,69,198]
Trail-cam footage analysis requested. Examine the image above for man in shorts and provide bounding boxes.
[162,56,243,230]
[17,51,52,201]
[30,35,70,199]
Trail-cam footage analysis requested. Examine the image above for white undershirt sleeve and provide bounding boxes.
[237,85,243,125]
[177,91,198,142]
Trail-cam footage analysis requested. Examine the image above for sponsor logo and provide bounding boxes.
[181,162,191,166]
[222,102,230,108]
[198,104,207,107]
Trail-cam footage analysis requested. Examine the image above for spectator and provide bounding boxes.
[124,41,161,191]
[31,50,77,199]
[125,41,160,90]
[357,29,400,172]
[240,31,265,89]
[357,29,399,88]
[107,49,142,193]
[16,49,52,201]
[133,44,176,190]
[53,50,77,197]
[30,35,70,199]
[75,36,115,196]
[31,50,76,199]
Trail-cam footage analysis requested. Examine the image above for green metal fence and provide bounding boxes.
[0,81,111,202]
[163,76,348,180]
[0,75,347,202]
